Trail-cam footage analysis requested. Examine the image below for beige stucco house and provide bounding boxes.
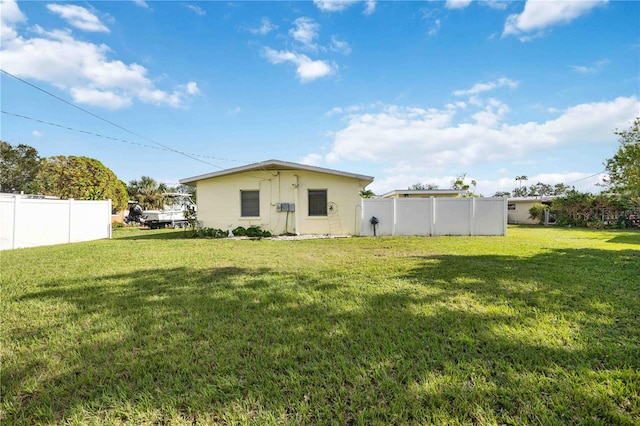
[180,160,374,236]
[507,196,555,224]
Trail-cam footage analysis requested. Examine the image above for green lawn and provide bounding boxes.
[1,226,639,425]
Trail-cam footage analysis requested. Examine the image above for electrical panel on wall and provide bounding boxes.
[276,203,295,212]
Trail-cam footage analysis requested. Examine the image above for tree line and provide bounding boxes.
[2,117,638,224]
[0,141,192,213]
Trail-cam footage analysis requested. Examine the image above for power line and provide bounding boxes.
[566,171,606,185]
[1,70,312,186]
[0,68,225,169]
[1,110,247,164]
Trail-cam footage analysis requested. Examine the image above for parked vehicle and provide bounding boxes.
[125,193,196,229]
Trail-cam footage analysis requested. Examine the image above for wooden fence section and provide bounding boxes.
[360,197,507,237]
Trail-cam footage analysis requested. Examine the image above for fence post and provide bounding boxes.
[469,197,475,236]
[68,198,74,244]
[108,199,113,239]
[503,196,508,235]
[431,197,436,236]
[11,195,19,250]
[392,198,397,236]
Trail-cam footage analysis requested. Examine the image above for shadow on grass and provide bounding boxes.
[113,228,192,240]
[3,248,639,424]
[607,232,640,245]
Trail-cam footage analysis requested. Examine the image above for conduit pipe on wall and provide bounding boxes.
[293,174,299,235]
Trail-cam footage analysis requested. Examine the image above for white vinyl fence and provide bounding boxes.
[0,194,112,250]
[361,197,507,237]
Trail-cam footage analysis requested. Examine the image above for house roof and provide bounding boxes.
[180,159,375,186]
[380,189,466,198]
[507,196,557,203]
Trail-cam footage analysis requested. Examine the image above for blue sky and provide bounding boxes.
[1,0,638,196]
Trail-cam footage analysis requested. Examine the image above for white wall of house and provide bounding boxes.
[0,195,112,250]
[361,197,507,236]
[507,198,553,224]
[194,169,367,236]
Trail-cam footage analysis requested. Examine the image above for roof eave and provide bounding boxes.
[180,159,374,185]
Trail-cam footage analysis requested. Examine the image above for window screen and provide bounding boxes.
[308,189,327,216]
[241,190,260,217]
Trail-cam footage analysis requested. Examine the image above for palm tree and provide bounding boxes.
[127,176,164,209]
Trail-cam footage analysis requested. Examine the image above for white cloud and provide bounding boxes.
[184,4,206,16]
[290,17,320,50]
[71,87,132,109]
[315,96,639,176]
[0,0,26,40]
[453,77,519,97]
[249,18,277,35]
[32,130,43,137]
[428,19,441,37]
[503,0,608,39]
[446,0,473,10]
[481,0,508,10]
[47,4,109,33]
[182,81,200,95]
[132,0,149,8]
[570,59,609,74]
[263,47,335,82]
[363,0,376,15]
[330,36,351,55]
[314,0,359,12]
[301,153,324,166]
[313,0,376,14]
[0,3,198,109]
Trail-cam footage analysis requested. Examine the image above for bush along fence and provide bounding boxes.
[550,194,640,229]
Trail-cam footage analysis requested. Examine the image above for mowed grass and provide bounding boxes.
[1,226,639,425]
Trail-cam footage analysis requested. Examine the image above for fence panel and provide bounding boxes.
[433,198,472,236]
[360,198,394,236]
[0,195,112,250]
[395,198,432,236]
[360,197,507,237]
[70,200,113,243]
[0,197,16,251]
[473,198,508,235]
[20,198,70,248]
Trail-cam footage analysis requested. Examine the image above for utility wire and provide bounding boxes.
[566,171,606,185]
[0,68,224,169]
[1,110,247,164]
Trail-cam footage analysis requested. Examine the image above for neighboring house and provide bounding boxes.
[507,196,555,224]
[380,189,466,199]
[179,159,374,236]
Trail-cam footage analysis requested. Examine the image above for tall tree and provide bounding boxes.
[127,176,166,209]
[359,189,376,198]
[527,182,553,196]
[604,117,640,196]
[32,156,128,212]
[451,173,477,197]
[0,141,41,193]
